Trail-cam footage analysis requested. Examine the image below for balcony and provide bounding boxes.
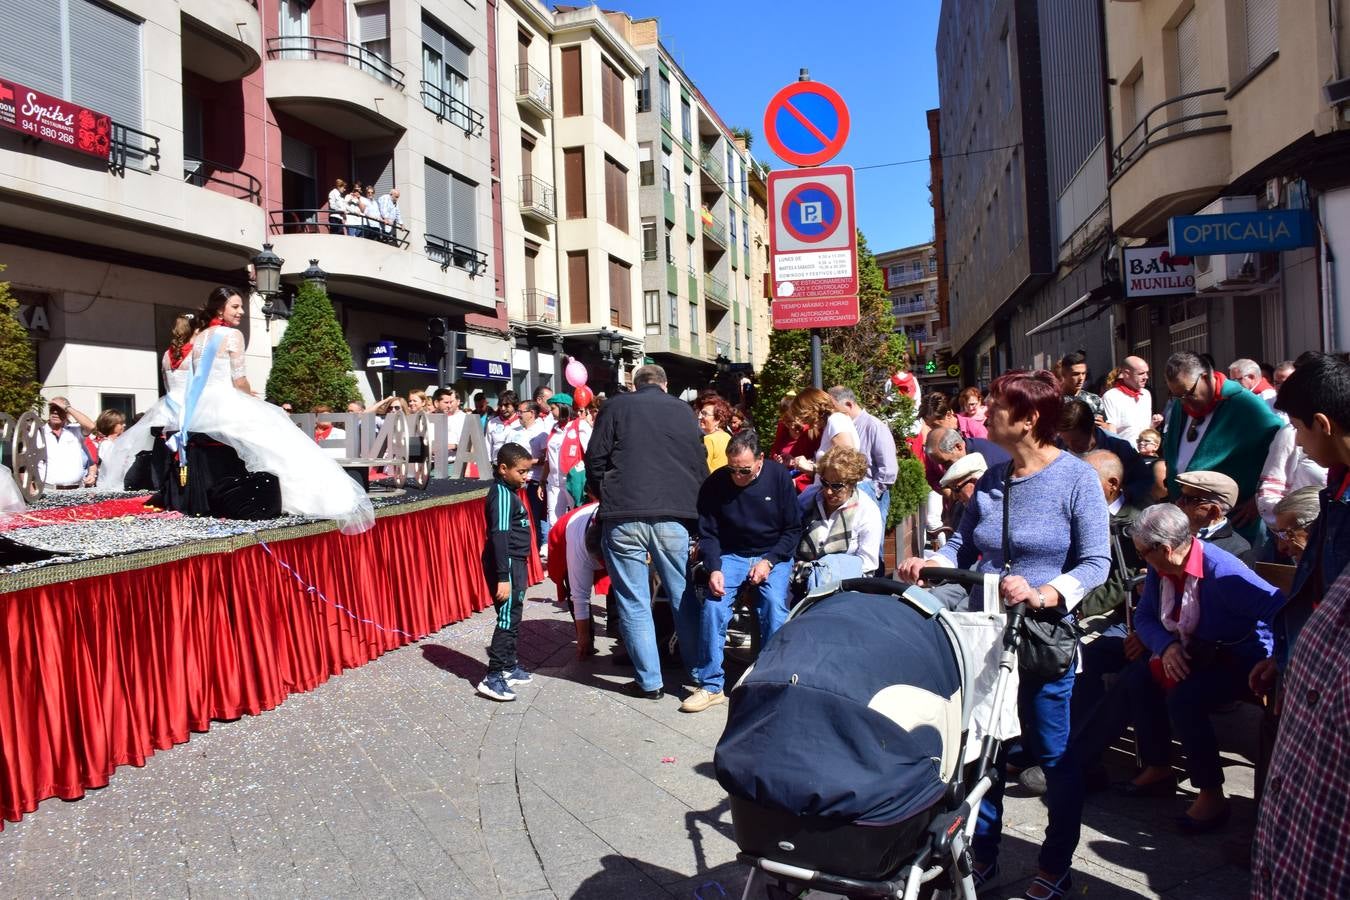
[886,269,930,289]
[181,0,262,82]
[705,336,730,361]
[1109,88,1231,238]
[522,289,559,330]
[704,274,729,310]
[699,151,726,193]
[518,175,556,224]
[265,37,409,139]
[515,64,552,118]
[184,156,261,205]
[891,298,935,318]
[420,82,486,137]
[702,214,728,251]
[425,234,488,276]
[269,208,408,247]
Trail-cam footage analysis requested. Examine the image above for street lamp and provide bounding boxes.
[252,243,288,325]
[302,258,327,289]
[597,327,621,365]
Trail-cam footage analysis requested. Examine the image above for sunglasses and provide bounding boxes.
[821,480,850,493]
[1186,415,1207,442]
[1174,493,1211,507]
[727,466,755,476]
[1171,371,1206,401]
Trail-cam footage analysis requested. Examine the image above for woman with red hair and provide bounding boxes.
[899,369,1110,900]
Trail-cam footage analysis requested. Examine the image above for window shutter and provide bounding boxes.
[450,174,476,248]
[282,135,315,175]
[1244,0,1278,72]
[357,2,390,43]
[609,257,631,329]
[611,159,628,233]
[564,147,586,219]
[422,17,442,55]
[561,46,582,116]
[567,251,589,323]
[0,0,62,96]
[69,0,142,128]
[424,161,450,239]
[600,61,614,128]
[423,14,469,75]
[356,154,395,196]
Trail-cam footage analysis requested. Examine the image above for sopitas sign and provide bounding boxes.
[1168,209,1316,256]
[1122,246,1195,298]
[0,76,112,160]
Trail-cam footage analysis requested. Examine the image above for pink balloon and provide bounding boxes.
[573,384,594,409]
[565,358,589,388]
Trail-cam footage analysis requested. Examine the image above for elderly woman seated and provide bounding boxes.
[1113,502,1284,832]
[791,446,884,594]
[1272,485,1321,564]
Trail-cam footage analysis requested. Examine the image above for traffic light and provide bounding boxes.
[428,316,449,358]
[925,356,938,374]
[450,330,469,383]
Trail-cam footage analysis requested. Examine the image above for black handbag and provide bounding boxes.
[1003,465,1080,679]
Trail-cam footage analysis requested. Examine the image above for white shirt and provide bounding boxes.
[327,188,345,221]
[816,412,860,464]
[799,484,884,572]
[41,425,87,486]
[565,502,603,620]
[443,410,467,462]
[485,415,518,463]
[545,420,592,488]
[1256,424,1329,527]
[1101,386,1153,443]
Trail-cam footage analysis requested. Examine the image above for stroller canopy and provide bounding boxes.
[715,588,963,826]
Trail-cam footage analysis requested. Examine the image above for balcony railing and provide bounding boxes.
[266,36,405,89]
[699,151,725,191]
[108,122,160,175]
[183,155,261,204]
[515,64,552,117]
[268,208,410,247]
[518,175,556,222]
[1111,87,1228,178]
[702,215,728,250]
[425,234,487,276]
[886,269,930,288]
[420,80,486,136]
[704,275,729,309]
[891,298,935,317]
[705,336,730,360]
[522,289,558,328]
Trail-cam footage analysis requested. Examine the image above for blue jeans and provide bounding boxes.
[859,480,892,533]
[974,665,1079,877]
[694,554,791,693]
[601,519,698,692]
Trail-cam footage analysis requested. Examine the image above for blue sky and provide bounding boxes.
[582,1,943,252]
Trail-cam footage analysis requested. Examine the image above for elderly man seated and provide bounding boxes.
[792,447,884,594]
[1174,470,1251,560]
[924,424,1009,489]
[685,430,802,713]
[1116,503,1283,832]
[937,451,987,532]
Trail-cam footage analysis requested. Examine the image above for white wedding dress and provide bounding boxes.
[0,463,24,514]
[96,349,192,491]
[186,325,375,534]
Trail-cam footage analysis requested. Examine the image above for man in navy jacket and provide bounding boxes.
[684,430,802,713]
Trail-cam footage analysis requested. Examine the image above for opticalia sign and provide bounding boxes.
[1122,246,1196,298]
[0,76,111,160]
[1168,209,1316,256]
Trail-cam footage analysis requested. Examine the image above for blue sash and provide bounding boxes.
[171,330,222,466]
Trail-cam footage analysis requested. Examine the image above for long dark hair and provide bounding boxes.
[167,314,194,362]
[196,286,239,332]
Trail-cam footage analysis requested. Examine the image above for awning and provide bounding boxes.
[1024,283,1115,337]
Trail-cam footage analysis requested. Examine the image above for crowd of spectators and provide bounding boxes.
[325,177,402,242]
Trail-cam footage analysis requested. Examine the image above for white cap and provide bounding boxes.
[939,452,988,489]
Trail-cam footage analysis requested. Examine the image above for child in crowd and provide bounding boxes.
[476,443,536,702]
[1136,428,1162,458]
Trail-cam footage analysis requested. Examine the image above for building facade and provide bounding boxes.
[876,241,950,389]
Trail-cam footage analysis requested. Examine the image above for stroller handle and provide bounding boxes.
[845,570,988,596]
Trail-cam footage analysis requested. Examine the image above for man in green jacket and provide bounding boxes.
[1161,351,1283,543]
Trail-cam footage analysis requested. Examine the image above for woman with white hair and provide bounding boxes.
[1271,485,1322,564]
[1116,503,1284,832]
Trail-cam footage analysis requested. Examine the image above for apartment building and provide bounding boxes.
[1105,0,1350,365]
[604,12,758,397]
[935,0,1114,387]
[876,242,952,389]
[746,157,772,371]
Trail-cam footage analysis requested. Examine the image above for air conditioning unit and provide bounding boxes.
[1192,195,1260,293]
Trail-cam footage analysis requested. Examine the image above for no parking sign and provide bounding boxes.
[768,165,859,328]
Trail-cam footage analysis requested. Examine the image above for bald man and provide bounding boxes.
[1101,355,1157,442]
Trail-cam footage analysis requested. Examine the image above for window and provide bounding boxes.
[637,67,652,112]
[661,152,673,192]
[1243,0,1278,74]
[355,2,391,79]
[999,22,1013,110]
[659,73,671,122]
[276,0,310,59]
[564,147,586,219]
[0,0,143,136]
[929,257,937,273]
[742,215,749,250]
[600,59,624,137]
[568,251,589,322]
[912,260,923,276]
[680,97,692,145]
[100,393,136,421]
[609,256,632,329]
[642,219,657,260]
[1175,8,1202,131]
[560,46,582,117]
[689,300,699,338]
[730,215,737,246]
[684,174,693,211]
[645,290,661,333]
[664,230,673,263]
[604,155,629,232]
[422,14,474,131]
[423,160,480,269]
[687,236,695,274]
[639,143,654,186]
[668,292,679,339]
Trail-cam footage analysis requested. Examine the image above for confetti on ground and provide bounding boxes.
[661,757,677,764]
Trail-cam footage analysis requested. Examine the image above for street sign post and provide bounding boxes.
[768,165,859,329]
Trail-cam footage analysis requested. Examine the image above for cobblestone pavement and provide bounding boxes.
[0,579,1255,898]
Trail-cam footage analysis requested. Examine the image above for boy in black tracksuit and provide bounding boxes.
[477,443,536,702]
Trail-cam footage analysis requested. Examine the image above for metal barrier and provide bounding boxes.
[268,208,410,248]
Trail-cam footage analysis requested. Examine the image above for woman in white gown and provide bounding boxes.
[97,315,196,491]
[0,464,24,514]
[179,288,374,534]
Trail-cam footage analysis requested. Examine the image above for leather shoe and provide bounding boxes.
[622,681,663,700]
[1177,805,1231,834]
[1114,776,1177,798]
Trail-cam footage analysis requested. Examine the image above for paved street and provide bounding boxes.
[0,579,1256,899]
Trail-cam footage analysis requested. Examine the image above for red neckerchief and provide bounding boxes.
[498,414,519,428]
[1253,376,1275,396]
[1114,380,1141,400]
[208,317,225,328]
[1183,372,1227,419]
[168,342,193,371]
[314,424,333,441]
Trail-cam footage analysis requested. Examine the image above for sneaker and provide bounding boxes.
[476,672,516,702]
[679,688,727,713]
[506,666,534,686]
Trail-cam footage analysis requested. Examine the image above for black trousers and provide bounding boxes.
[485,556,527,675]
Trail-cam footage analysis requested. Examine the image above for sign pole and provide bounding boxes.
[799,68,824,390]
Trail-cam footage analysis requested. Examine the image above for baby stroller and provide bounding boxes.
[715,571,1025,900]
